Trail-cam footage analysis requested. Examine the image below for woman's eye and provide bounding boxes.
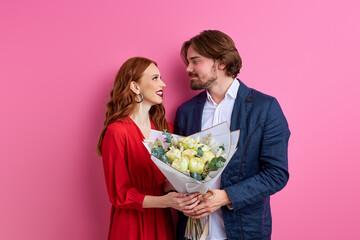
[152,76,158,80]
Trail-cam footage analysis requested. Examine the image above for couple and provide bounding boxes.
[97,30,290,240]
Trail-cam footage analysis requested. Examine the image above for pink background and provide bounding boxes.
[1,0,359,239]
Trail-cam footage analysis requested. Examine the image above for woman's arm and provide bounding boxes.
[103,124,200,213]
[102,126,146,211]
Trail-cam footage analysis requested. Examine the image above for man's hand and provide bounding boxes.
[184,189,231,219]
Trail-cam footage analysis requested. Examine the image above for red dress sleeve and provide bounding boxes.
[102,125,145,211]
[168,122,174,133]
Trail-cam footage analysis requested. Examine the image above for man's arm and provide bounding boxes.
[225,98,290,211]
[187,98,290,217]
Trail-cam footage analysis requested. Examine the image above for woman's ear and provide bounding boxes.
[130,81,140,94]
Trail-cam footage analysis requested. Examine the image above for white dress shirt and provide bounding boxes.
[201,79,240,240]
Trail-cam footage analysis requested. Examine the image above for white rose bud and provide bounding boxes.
[178,137,197,149]
[192,143,211,152]
[201,151,215,163]
[188,157,205,174]
[182,149,197,159]
[165,148,181,163]
[171,158,189,172]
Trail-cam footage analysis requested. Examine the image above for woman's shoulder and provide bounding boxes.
[105,118,134,138]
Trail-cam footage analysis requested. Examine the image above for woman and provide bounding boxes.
[97,57,199,240]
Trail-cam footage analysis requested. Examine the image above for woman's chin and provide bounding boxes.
[155,96,164,104]
[148,99,163,106]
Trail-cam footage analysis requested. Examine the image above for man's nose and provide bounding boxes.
[186,64,192,73]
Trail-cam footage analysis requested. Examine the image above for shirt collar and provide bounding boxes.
[227,78,240,99]
[206,78,240,105]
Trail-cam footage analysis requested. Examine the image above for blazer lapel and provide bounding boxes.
[191,91,206,134]
[230,79,252,132]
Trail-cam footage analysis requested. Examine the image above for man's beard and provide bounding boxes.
[189,64,217,90]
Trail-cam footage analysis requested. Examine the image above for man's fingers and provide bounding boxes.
[186,195,200,205]
[179,198,200,211]
[193,207,208,216]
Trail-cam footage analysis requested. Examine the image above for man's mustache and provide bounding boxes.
[188,72,198,77]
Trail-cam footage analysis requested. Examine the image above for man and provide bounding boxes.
[175,30,290,240]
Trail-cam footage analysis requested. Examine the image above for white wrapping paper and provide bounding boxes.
[143,122,239,194]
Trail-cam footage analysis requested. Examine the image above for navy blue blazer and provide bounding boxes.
[174,79,290,240]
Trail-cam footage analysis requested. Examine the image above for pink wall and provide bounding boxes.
[1,0,359,239]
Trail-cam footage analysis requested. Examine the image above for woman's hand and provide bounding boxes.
[164,192,201,214]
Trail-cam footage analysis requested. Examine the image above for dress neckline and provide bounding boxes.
[127,117,155,140]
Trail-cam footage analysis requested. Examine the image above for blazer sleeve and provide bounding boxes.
[225,98,290,211]
[102,126,145,211]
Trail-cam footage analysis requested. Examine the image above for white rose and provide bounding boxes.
[171,158,189,172]
[192,143,211,152]
[188,157,205,174]
[201,151,215,163]
[165,148,181,163]
[178,137,198,149]
[182,149,197,159]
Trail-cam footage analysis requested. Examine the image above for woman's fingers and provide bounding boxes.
[181,193,200,205]
[187,198,200,210]
[193,207,207,215]
[170,192,201,211]
[178,198,200,211]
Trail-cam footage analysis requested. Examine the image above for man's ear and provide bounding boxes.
[217,59,226,70]
[130,81,140,94]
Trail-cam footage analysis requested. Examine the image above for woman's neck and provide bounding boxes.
[130,103,152,139]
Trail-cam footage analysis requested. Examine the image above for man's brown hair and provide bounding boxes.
[181,30,242,78]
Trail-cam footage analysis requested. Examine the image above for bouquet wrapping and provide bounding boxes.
[143,122,239,194]
[143,122,239,239]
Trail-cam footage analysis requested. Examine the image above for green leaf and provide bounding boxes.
[219,144,225,151]
[215,161,224,169]
[190,172,203,181]
[151,147,165,159]
[161,155,170,164]
[196,147,203,157]
[210,157,218,164]
[162,129,173,143]
[209,162,218,171]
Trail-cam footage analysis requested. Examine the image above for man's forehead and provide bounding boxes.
[187,46,202,60]
[188,56,201,60]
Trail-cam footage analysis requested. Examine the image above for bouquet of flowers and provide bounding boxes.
[143,122,239,239]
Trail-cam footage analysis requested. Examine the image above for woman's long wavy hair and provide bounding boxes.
[96,57,170,156]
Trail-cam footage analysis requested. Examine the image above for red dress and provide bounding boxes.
[102,118,174,240]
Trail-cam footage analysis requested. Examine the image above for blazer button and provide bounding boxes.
[245,97,253,102]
